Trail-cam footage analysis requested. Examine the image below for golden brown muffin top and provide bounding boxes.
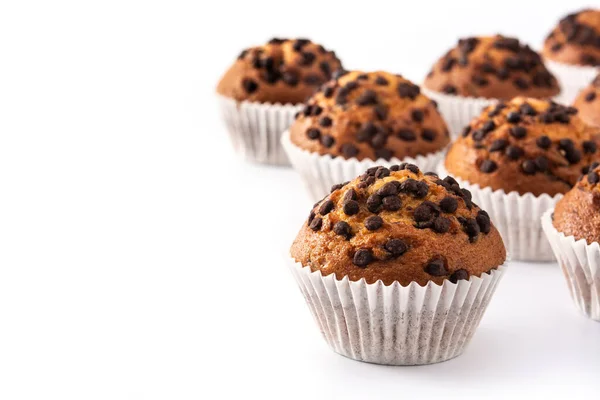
[553,162,600,244]
[289,71,450,161]
[424,35,560,100]
[290,164,506,286]
[216,38,342,104]
[573,74,600,128]
[542,9,600,66]
[445,97,600,196]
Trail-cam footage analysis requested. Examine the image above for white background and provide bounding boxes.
[1,1,599,399]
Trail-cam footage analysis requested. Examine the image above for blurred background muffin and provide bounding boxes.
[216,38,342,165]
[423,35,560,138]
[573,73,600,128]
[542,9,600,103]
[442,97,600,260]
[288,164,507,365]
[282,70,449,201]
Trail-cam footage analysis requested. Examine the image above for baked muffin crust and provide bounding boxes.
[542,9,600,66]
[445,97,600,196]
[290,164,506,286]
[289,71,450,161]
[424,35,560,100]
[216,38,342,104]
[573,74,600,128]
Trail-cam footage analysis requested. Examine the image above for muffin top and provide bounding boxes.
[290,164,506,286]
[289,71,450,161]
[216,38,342,104]
[573,74,600,128]
[424,35,560,100]
[553,162,600,244]
[542,9,600,66]
[445,97,600,197]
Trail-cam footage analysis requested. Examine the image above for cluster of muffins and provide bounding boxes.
[216,9,600,366]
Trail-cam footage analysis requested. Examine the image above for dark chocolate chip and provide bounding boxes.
[375,167,390,179]
[588,171,600,184]
[365,215,384,231]
[480,160,498,173]
[513,77,530,90]
[585,92,596,102]
[384,239,407,256]
[521,160,537,175]
[375,76,389,85]
[506,111,522,123]
[242,78,258,94]
[299,52,316,66]
[505,145,523,160]
[489,139,508,152]
[411,109,424,123]
[405,164,420,174]
[319,61,331,75]
[319,200,334,215]
[583,140,597,154]
[307,128,321,140]
[397,82,420,99]
[536,136,551,149]
[449,269,469,283]
[375,148,393,161]
[370,132,387,148]
[509,126,527,139]
[377,182,399,197]
[353,248,373,267]
[319,116,332,127]
[534,156,549,172]
[382,196,402,211]
[432,216,451,233]
[439,197,458,213]
[519,103,537,116]
[397,129,416,141]
[321,135,335,148]
[341,143,359,158]
[366,194,382,213]
[282,71,299,86]
[462,126,472,137]
[442,84,457,95]
[476,210,491,234]
[424,258,448,276]
[461,218,480,240]
[333,221,352,239]
[414,202,436,222]
[343,200,359,216]
[309,217,322,231]
[373,105,388,121]
[356,90,378,106]
[421,129,436,142]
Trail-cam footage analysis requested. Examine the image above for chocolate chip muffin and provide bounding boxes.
[291,164,506,286]
[573,74,600,128]
[425,35,560,100]
[217,38,342,104]
[552,162,600,244]
[542,9,600,67]
[288,70,450,161]
[445,97,600,197]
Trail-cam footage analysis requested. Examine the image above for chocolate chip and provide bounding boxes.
[424,258,448,276]
[377,182,399,197]
[476,210,491,234]
[308,210,315,225]
[400,179,429,198]
[411,109,424,122]
[323,86,334,98]
[375,167,390,179]
[353,248,373,267]
[534,156,549,172]
[450,269,469,283]
[462,126,471,137]
[432,217,451,233]
[384,239,407,256]
[442,84,457,95]
[441,57,456,71]
[282,71,299,86]
[356,122,378,142]
[300,52,316,66]
[343,189,357,202]
[481,120,496,133]
[242,78,258,94]
[583,140,597,154]
[356,90,379,106]
[480,160,497,173]
[497,68,509,80]
[513,77,530,90]
[414,202,436,223]
[319,116,332,127]
[461,218,480,240]
[333,221,352,239]
[319,61,331,75]
[421,129,436,142]
[588,171,600,184]
[519,103,537,116]
[439,197,458,213]
[375,148,393,161]
[341,143,359,158]
[397,82,420,99]
[375,76,389,85]
[405,164,420,174]
[397,129,416,141]
[366,194,382,213]
[330,183,345,193]
[343,200,359,216]
[319,200,334,215]
[292,39,309,52]
[307,128,321,140]
[321,135,335,148]
[585,92,596,102]
[365,215,383,231]
[505,145,523,160]
[536,136,551,149]
[509,126,527,139]
[370,132,387,149]
[309,217,322,231]
[382,196,402,211]
[521,160,537,175]
[506,111,521,123]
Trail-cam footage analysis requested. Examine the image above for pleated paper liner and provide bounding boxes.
[281,130,445,202]
[541,210,600,321]
[544,60,598,105]
[287,257,507,365]
[437,164,562,261]
[217,94,303,166]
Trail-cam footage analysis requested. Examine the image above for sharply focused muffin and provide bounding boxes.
[290,164,506,286]
[289,70,450,161]
[217,38,343,104]
[445,97,600,197]
[573,74,600,128]
[542,9,600,67]
[424,35,560,100]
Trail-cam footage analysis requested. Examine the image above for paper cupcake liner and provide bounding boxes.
[422,88,496,140]
[544,60,598,105]
[287,256,507,365]
[217,94,303,166]
[541,210,600,321]
[437,164,561,262]
[281,130,446,202]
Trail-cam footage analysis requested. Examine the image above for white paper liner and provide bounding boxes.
[216,94,303,166]
[437,164,562,262]
[541,210,600,321]
[422,88,496,140]
[287,256,507,365]
[281,130,446,201]
[544,60,599,105]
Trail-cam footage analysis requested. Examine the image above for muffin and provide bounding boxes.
[423,35,560,138]
[542,9,600,103]
[573,73,600,128]
[216,38,343,165]
[542,163,600,320]
[281,70,450,201]
[287,164,507,365]
[441,97,600,261]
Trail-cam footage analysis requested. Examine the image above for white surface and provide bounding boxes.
[0,1,599,399]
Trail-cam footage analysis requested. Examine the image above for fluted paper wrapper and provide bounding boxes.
[287,257,506,365]
[281,130,445,201]
[217,94,303,165]
[422,88,496,139]
[438,164,561,261]
[545,60,598,105]
[542,210,600,321]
